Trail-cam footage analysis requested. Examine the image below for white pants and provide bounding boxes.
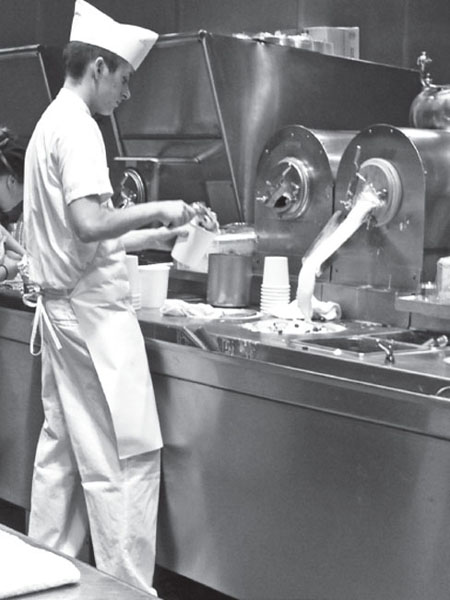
[28,297,160,593]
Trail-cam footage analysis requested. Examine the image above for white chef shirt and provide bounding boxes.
[24,88,115,290]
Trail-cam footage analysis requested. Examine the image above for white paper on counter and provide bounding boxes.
[0,529,80,598]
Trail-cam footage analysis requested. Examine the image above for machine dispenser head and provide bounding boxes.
[254,125,355,277]
[333,124,450,294]
[344,156,403,228]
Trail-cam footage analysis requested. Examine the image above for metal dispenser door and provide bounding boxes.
[334,124,450,291]
[254,125,355,276]
[333,125,428,292]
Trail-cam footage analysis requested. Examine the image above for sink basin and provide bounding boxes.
[303,335,417,355]
[368,329,440,345]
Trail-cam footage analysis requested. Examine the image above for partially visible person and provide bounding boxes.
[0,126,26,245]
[0,126,25,281]
[0,223,23,281]
[23,0,204,596]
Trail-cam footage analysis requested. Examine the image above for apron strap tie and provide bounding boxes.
[23,291,62,356]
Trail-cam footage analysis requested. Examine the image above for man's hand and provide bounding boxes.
[157,200,198,229]
[2,251,21,280]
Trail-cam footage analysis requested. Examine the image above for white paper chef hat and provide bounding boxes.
[70,0,158,70]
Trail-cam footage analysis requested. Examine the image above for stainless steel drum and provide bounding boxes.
[254,125,355,276]
[334,124,450,291]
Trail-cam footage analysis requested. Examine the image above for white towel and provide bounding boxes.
[266,298,341,321]
[160,299,225,319]
[0,529,80,598]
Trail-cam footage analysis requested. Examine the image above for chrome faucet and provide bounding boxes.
[376,339,395,364]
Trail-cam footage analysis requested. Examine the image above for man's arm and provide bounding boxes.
[121,226,188,252]
[68,196,197,243]
[0,225,25,256]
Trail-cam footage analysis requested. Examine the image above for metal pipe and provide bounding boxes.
[200,35,243,221]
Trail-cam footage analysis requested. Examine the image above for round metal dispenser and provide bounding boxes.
[333,124,450,291]
[349,157,403,227]
[254,125,355,275]
[256,153,312,220]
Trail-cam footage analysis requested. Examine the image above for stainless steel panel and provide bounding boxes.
[149,340,450,600]
[0,46,54,139]
[320,282,410,328]
[0,308,42,509]
[113,33,240,222]
[145,335,450,431]
[116,37,220,139]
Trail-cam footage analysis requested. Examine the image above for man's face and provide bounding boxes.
[93,58,134,116]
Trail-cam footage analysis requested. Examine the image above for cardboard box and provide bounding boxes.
[307,26,359,59]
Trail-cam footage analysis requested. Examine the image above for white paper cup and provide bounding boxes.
[171,222,217,269]
[139,264,171,309]
[125,254,141,296]
[262,256,290,287]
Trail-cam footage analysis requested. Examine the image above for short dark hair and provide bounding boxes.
[63,41,125,79]
[0,126,26,182]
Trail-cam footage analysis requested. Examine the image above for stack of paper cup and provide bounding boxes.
[125,254,142,310]
[260,256,291,313]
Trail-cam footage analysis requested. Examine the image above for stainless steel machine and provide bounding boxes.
[253,123,450,326]
[111,31,419,225]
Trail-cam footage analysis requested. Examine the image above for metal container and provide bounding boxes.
[436,256,450,301]
[209,222,257,256]
[410,52,450,130]
[207,253,252,307]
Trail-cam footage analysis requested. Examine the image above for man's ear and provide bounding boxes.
[93,56,107,79]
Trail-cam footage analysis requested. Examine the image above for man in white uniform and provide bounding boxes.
[23,0,202,594]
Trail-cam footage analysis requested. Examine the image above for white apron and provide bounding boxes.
[67,239,162,459]
[27,239,162,590]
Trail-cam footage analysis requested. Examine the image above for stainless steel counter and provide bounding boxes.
[144,331,450,600]
[136,306,450,600]
[3,293,450,599]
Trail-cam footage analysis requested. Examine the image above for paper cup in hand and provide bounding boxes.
[139,264,171,309]
[171,221,216,269]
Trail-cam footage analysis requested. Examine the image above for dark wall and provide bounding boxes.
[0,1,450,83]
